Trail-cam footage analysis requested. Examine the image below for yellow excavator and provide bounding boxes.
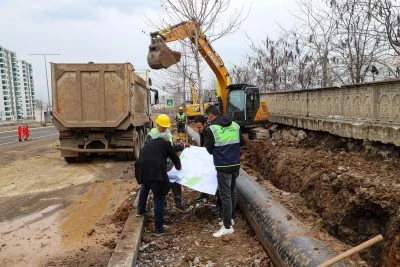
[147,21,269,126]
[185,78,209,120]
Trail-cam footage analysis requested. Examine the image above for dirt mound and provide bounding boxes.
[242,126,400,266]
[138,190,270,266]
[110,202,135,225]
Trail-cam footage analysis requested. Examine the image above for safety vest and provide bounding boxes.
[147,128,173,166]
[208,122,241,170]
[176,113,185,124]
[147,128,173,144]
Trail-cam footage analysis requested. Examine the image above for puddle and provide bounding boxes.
[0,205,62,266]
[0,180,116,266]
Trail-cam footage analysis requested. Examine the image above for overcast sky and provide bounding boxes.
[0,0,297,103]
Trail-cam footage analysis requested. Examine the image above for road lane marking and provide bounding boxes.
[0,135,16,139]
[34,133,59,139]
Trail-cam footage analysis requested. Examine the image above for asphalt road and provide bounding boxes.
[0,126,58,146]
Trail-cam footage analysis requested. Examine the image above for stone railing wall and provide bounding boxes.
[260,80,400,146]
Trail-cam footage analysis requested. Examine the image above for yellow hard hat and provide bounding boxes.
[155,114,171,128]
[179,106,183,110]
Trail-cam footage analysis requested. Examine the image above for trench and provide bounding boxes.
[185,126,352,266]
[241,126,400,267]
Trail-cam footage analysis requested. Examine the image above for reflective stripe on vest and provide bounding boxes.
[209,122,240,168]
[209,122,240,146]
[148,128,173,144]
[177,113,185,120]
[147,128,173,166]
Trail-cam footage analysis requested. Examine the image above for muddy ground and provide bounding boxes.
[0,134,137,267]
[242,124,400,267]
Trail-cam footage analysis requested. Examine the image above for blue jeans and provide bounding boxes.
[177,124,185,133]
[217,170,239,229]
[137,181,169,232]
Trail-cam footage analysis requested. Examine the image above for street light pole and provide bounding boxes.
[28,53,60,112]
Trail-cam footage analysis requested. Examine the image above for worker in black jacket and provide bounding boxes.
[204,105,245,238]
[146,114,188,212]
[193,115,210,203]
[192,115,223,212]
[135,132,182,234]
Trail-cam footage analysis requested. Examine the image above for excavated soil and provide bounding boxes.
[241,125,400,267]
[137,191,270,266]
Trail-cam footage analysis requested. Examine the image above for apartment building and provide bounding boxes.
[0,45,35,121]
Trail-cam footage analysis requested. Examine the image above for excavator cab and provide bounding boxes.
[147,34,181,69]
[227,84,261,125]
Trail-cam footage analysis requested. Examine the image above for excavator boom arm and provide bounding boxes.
[148,21,230,113]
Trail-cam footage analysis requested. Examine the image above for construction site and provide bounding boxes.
[0,57,399,267]
[1,1,400,266]
[1,112,399,266]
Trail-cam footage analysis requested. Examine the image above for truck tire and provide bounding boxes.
[64,157,76,163]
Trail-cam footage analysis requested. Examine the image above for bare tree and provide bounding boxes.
[327,0,389,83]
[231,57,258,85]
[289,0,339,87]
[230,0,398,92]
[366,0,400,56]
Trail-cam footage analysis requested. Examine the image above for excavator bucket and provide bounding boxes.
[147,37,181,69]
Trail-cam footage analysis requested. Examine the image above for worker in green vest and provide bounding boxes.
[175,106,186,140]
[146,114,188,212]
[204,105,245,238]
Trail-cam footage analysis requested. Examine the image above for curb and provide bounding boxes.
[237,169,346,267]
[107,193,146,267]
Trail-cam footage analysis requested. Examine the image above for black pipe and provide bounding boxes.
[237,170,346,267]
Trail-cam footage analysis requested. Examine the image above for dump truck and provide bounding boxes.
[51,63,158,163]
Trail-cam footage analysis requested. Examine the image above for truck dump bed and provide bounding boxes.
[51,63,149,129]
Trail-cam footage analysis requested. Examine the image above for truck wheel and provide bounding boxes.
[76,153,88,162]
[64,157,76,163]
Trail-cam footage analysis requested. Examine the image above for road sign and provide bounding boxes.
[166,98,174,108]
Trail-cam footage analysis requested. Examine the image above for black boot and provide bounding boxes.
[195,193,209,202]
[212,205,222,215]
[174,196,185,212]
